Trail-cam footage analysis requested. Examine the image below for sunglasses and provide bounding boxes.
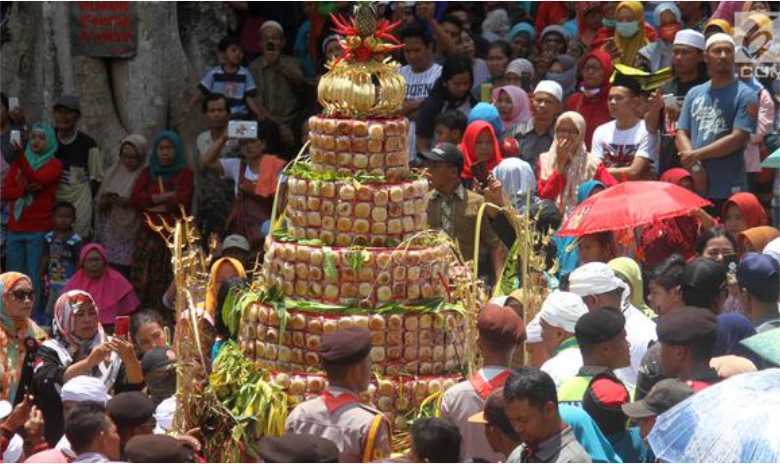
[11,289,35,302]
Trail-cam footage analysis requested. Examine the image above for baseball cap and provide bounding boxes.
[468,389,516,439]
[53,94,81,113]
[223,234,250,253]
[141,347,176,375]
[621,378,694,419]
[419,142,464,172]
[737,252,780,303]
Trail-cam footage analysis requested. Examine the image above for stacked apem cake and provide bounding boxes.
[236,4,471,430]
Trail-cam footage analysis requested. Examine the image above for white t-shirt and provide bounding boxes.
[614,304,657,392]
[541,344,583,388]
[196,130,239,163]
[218,158,259,195]
[591,120,656,169]
[401,63,442,160]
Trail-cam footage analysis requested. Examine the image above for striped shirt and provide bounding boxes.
[198,65,257,117]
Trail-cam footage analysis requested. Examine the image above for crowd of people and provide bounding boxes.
[2,0,780,462]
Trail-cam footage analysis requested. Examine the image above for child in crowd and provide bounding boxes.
[410,417,463,463]
[41,201,83,320]
[433,110,468,147]
[198,36,260,119]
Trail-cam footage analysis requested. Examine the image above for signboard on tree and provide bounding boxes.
[70,2,137,58]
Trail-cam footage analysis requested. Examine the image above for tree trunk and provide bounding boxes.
[1,1,229,168]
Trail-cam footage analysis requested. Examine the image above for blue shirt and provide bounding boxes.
[677,79,758,200]
[608,428,648,463]
[559,405,623,463]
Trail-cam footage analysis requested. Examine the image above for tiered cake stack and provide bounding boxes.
[236,4,471,430]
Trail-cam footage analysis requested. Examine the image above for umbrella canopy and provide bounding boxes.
[648,368,780,463]
[761,146,780,169]
[558,181,711,237]
[739,327,780,367]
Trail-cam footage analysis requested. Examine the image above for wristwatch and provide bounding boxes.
[691,161,703,173]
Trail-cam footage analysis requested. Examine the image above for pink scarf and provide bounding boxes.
[62,244,139,325]
[492,85,532,128]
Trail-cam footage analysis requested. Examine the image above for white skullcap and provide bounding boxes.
[490,295,511,306]
[526,315,543,344]
[0,400,11,420]
[153,396,176,434]
[764,237,780,267]
[61,376,110,404]
[534,80,563,103]
[259,20,284,35]
[705,32,735,50]
[673,29,705,51]
[506,58,535,77]
[568,262,627,297]
[539,290,588,333]
[541,25,570,41]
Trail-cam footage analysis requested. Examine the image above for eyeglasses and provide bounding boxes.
[11,289,35,302]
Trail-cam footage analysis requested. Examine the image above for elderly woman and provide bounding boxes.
[95,134,148,277]
[62,243,139,329]
[0,272,47,405]
[33,290,143,444]
[130,130,194,310]
[537,111,617,217]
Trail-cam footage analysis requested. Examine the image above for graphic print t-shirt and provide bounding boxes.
[401,63,442,160]
[591,120,656,169]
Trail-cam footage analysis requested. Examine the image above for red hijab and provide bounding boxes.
[62,243,139,325]
[459,121,504,180]
[660,168,693,186]
[566,49,613,150]
[722,192,768,229]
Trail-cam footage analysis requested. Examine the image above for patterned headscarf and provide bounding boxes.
[0,272,46,403]
[52,290,107,359]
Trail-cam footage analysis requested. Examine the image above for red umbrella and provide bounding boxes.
[558,181,711,237]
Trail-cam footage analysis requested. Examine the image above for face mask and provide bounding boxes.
[615,20,639,38]
[659,23,681,42]
[602,18,616,29]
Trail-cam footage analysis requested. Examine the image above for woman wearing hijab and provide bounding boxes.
[573,3,604,52]
[503,58,535,92]
[62,243,140,329]
[609,257,655,318]
[722,192,768,236]
[95,135,148,277]
[659,167,694,191]
[546,55,579,99]
[459,120,503,185]
[1,124,63,321]
[33,290,143,444]
[566,50,614,150]
[507,22,536,59]
[738,226,780,255]
[0,272,47,405]
[538,111,617,217]
[638,3,682,72]
[205,257,247,320]
[210,277,246,362]
[130,130,194,310]
[492,157,536,210]
[553,180,607,279]
[467,103,504,140]
[610,1,651,67]
[492,85,532,138]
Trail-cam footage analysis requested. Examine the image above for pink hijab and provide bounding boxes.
[62,244,139,325]
[492,85,532,127]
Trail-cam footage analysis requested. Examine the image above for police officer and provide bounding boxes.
[284,328,391,462]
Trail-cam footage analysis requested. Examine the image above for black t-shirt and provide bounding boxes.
[56,131,97,172]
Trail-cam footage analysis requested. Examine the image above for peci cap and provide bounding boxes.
[107,392,156,429]
[477,303,525,346]
[124,434,193,463]
[419,142,464,172]
[533,80,563,103]
[656,306,717,346]
[258,433,340,463]
[673,29,706,51]
[621,378,694,419]
[259,20,284,35]
[575,308,625,347]
[737,252,780,302]
[705,32,735,51]
[53,94,81,113]
[223,234,250,253]
[319,328,373,365]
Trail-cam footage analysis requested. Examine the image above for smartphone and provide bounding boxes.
[10,130,21,147]
[228,120,258,139]
[472,162,489,184]
[114,316,130,338]
[8,96,19,112]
